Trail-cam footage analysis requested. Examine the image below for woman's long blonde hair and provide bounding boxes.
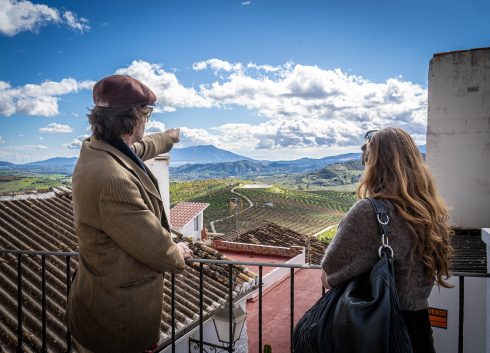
[357,127,453,287]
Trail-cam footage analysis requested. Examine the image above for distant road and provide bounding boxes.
[209,185,253,233]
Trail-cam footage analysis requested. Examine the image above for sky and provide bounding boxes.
[0,0,489,163]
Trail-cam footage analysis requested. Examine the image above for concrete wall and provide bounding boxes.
[426,48,490,229]
[145,154,171,219]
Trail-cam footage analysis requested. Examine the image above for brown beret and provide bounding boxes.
[92,75,156,107]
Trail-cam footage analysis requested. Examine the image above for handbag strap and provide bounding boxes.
[368,198,394,258]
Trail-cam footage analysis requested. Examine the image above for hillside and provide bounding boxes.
[296,159,364,188]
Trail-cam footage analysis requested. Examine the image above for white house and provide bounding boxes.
[169,201,210,240]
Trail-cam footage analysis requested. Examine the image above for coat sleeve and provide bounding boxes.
[133,132,174,161]
[321,199,380,288]
[98,176,186,274]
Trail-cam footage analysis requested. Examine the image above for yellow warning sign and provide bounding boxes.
[428,307,448,329]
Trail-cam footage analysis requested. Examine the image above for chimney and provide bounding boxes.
[426,47,490,229]
[145,154,171,219]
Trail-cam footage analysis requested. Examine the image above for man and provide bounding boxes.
[67,75,193,353]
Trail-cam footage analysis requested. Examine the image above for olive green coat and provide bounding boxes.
[67,133,185,353]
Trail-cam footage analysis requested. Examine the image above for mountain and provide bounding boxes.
[0,157,77,175]
[171,153,362,180]
[0,161,15,167]
[170,145,253,165]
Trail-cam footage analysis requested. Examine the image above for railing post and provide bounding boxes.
[290,268,294,353]
[171,274,176,353]
[458,276,464,353]
[65,256,72,353]
[259,266,263,353]
[199,263,204,353]
[41,255,47,353]
[228,264,233,353]
[16,253,23,353]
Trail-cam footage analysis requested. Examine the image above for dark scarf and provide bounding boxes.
[108,137,148,174]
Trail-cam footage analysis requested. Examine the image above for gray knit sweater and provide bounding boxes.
[321,199,433,311]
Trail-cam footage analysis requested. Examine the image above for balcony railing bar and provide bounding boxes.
[258,266,263,353]
[65,256,72,353]
[185,258,323,270]
[171,273,176,353]
[199,263,204,353]
[227,264,233,353]
[41,254,47,353]
[290,268,294,353]
[17,253,22,353]
[1,248,489,353]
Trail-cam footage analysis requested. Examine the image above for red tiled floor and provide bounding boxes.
[246,268,324,353]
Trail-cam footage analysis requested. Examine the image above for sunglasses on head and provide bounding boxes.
[364,129,378,142]
[361,129,379,153]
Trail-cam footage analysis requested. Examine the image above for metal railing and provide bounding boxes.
[0,249,323,353]
[0,248,488,353]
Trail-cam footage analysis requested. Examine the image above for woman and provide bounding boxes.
[321,127,453,353]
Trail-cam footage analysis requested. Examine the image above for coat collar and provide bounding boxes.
[87,136,162,202]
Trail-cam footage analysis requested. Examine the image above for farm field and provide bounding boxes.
[169,179,250,230]
[0,171,71,194]
[215,186,354,235]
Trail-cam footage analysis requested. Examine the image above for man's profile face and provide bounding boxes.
[133,115,146,142]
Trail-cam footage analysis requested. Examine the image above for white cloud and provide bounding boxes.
[114,59,427,153]
[61,11,89,33]
[6,144,48,150]
[0,78,94,117]
[192,58,243,73]
[39,122,73,133]
[0,135,3,143]
[241,1,251,5]
[63,134,90,150]
[145,120,166,133]
[116,60,213,112]
[178,127,221,147]
[0,0,90,36]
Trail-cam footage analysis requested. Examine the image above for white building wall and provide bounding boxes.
[145,154,171,219]
[428,275,488,353]
[175,212,204,241]
[426,48,490,229]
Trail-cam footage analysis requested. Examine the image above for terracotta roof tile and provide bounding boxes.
[224,222,327,265]
[0,189,254,352]
[170,202,209,228]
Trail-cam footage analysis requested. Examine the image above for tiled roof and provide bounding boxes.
[0,189,256,352]
[223,222,327,265]
[450,229,488,274]
[223,223,489,273]
[170,202,210,229]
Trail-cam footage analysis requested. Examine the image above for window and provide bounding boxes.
[194,215,199,231]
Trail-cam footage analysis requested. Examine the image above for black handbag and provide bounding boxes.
[292,199,413,353]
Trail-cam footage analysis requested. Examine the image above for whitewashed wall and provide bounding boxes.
[175,212,204,241]
[145,154,171,219]
[426,48,490,229]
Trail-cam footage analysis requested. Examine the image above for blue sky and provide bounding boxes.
[1,0,489,163]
